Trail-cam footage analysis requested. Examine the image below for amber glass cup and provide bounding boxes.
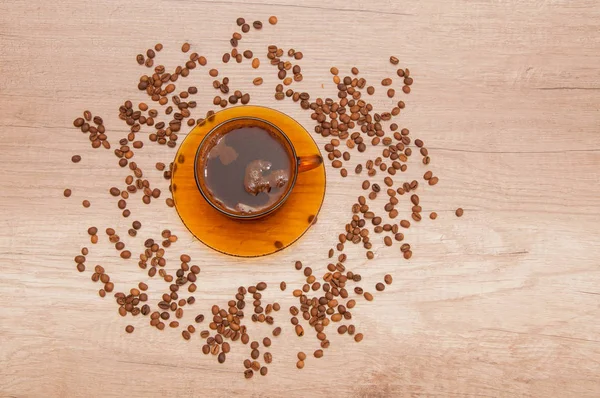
[194,117,322,220]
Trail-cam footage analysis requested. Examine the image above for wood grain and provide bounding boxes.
[1,0,600,397]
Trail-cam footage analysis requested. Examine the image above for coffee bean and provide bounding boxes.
[250,57,261,69]
[354,333,364,342]
[410,194,420,206]
[181,43,190,52]
[455,208,464,217]
[331,160,342,168]
[71,155,81,163]
[430,212,438,220]
[400,220,410,228]
[82,200,90,208]
[429,176,439,185]
[384,274,393,284]
[390,56,399,65]
[253,20,263,29]
[125,325,134,333]
[384,236,392,246]
[364,292,373,301]
[218,352,226,363]
[268,16,278,25]
[244,369,253,379]
[64,189,72,197]
[376,283,385,291]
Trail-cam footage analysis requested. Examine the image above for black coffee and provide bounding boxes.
[202,126,292,214]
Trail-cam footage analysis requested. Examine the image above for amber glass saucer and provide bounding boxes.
[171,106,326,257]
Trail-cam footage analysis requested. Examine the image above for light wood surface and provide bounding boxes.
[1,0,600,397]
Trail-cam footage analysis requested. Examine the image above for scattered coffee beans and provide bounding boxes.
[68,17,464,382]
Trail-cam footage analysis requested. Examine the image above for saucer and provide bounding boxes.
[171,106,326,257]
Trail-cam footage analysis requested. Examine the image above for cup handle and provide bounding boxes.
[297,154,323,173]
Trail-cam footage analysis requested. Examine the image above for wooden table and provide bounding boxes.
[1,0,599,396]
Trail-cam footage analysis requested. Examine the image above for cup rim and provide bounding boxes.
[194,116,299,220]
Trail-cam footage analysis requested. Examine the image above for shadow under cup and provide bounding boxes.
[194,117,321,220]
